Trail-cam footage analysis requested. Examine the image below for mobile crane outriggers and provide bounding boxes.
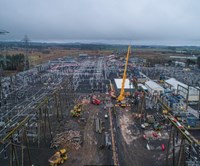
[117,45,131,106]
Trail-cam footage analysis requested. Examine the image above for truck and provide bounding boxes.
[92,98,101,105]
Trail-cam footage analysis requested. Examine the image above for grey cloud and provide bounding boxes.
[0,0,200,45]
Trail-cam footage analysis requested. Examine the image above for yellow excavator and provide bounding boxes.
[48,149,68,166]
[70,104,82,117]
[117,45,131,106]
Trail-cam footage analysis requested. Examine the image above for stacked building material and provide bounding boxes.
[51,130,82,150]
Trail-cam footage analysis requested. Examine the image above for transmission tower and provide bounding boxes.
[0,29,9,68]
[22,35,30,70]
[0,29,9,100]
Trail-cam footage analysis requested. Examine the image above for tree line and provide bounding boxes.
[197,56,200,69]
[0,54,25,71]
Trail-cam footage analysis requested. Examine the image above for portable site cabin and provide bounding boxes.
[145,80,164,96]
[165,78,199,102]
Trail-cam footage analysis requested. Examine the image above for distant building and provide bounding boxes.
[142,59,147,63]
[170,56,197,60]
[145,80,164,96]
[175,61,186,67]
[108,54,115,58]
[175,50,187,53]
[79,54,88,58]
[129,57,139,63]
[63,57,76,63]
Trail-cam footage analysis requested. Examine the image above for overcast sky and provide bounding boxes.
[0,0,200,45]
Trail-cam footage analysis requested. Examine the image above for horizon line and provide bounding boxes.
[1,39,200,47]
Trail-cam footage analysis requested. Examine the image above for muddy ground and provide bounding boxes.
[1,93,174,166]
[113,106,170,166]
[63,102,113,166]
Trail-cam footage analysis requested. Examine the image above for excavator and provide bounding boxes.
[70,104,83,117]
[48,149,67,166]
[117,46,131,107]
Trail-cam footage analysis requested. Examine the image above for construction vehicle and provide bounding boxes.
[110,91,116,99]
[109,80,116,99]
[91,95,101,105]
[162,109,168,114]
[70,104,82,117]
[153,123,163,131]
[159,74,165,83]
[92,98,100,105]
[48,149,67,166]
[117,46,131,106]
[124,91,131,98]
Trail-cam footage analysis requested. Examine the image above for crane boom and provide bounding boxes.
[117,45,131,101]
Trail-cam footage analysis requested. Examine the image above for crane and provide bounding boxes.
[117,45,131,102]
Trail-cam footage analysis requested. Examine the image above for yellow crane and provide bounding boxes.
[117,45,131,102]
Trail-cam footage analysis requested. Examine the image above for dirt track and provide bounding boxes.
[114,107,168,166]
[63,102,112,166]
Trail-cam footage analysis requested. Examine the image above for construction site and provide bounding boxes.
[0,43,200,166]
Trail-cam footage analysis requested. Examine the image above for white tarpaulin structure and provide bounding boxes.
[165,78,187,92]
[114,79,134,90]
[145,80,164,95]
